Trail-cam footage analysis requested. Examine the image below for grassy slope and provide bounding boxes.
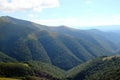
[67,55,120,80]
[0,78,20,80]
[27,61,66,79]
[0,52,16,62]
[0,62,66,80]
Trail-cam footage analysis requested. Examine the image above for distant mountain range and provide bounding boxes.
[0,16,120,70]
[1,16,120,80]
[80,25,120,31]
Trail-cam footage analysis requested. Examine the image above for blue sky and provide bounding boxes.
[0,0,120,29]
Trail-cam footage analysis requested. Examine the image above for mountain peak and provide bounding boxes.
[0,16,30,25]
[0,16,16,23]
[0,16,13,19]
[57,25,77,31]
[57,25,69,29]
[1,15,11,17]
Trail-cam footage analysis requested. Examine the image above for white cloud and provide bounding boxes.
[0,0,59,12]
[112,14,120,23]
[31,16,120,28]
[32,18,77,26]
[85,0,93,4]
[29,14,35,18]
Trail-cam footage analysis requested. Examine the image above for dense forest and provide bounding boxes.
[0,16,120,80]
[0,56,120,80]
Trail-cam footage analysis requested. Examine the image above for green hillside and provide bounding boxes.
[0,16,119,70]
[37,31,82,70]
[1,56,120,80]
[67,55,120,80]
[0,78,20,80]
[0,62,65,80]
[0,52,16,62]
[27,61,65,79]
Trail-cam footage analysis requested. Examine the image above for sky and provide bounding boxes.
[0,0,120,29]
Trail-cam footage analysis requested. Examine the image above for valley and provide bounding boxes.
[0,16,120,80]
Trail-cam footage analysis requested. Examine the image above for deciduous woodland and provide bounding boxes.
[0,16,120,80]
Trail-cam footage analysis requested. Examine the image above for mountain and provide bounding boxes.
[0,16,48,30]
[106,31,120,46]
[0,51,16,62]
[82,25,120,31]
[0,61,65,80]
[67,55,120,80]
[0,16,119,70]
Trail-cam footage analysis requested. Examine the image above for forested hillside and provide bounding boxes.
[67,55,120,80]
[0,62,65,80]
[0,16,120,79]
[0,16,120,70]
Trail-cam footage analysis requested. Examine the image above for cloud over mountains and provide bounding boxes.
[0,0,59,12]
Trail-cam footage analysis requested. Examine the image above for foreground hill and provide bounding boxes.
[0,16,119,70]
[0,61,65,80]
[67,55,120,80]
[0,78,19,80]
[1,55,120,80]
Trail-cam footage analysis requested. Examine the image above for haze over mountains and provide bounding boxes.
[0,16,120,80]
[0,16,120,69]
[79,25,120,31]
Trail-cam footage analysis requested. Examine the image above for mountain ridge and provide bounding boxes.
[0,16,119,70]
